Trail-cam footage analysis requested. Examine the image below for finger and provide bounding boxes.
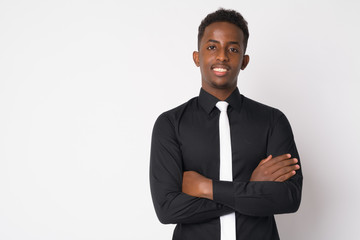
[274,170,297,182]
[268,158,298,173]
[262,153,292,168]
[259,155,272,166]
[272,153,292,162]
[272,164,300,180]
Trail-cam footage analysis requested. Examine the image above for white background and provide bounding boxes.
[0,0,359,239]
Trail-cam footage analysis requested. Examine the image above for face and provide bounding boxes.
[193,22,249,91]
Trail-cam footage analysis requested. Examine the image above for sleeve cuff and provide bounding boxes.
[212,180,235,209]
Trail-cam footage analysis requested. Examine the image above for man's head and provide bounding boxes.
[193,9,250,94]
[197,8,249,52]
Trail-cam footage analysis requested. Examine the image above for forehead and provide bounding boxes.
[201,21,244,45]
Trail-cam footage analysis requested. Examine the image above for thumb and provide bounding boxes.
[259,155,272,165]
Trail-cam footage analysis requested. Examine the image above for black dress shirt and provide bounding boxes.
[149,87,302,240]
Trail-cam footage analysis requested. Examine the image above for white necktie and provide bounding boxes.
[216,101,236,240]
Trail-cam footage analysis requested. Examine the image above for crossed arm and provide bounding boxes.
[182,154,300,200]
[150,112,302,224]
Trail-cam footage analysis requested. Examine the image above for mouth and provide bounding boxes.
[211,65,230,76]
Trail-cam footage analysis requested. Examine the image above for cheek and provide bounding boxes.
[234,58,244,71]
[199,58,210,71]
[199,51,214,63]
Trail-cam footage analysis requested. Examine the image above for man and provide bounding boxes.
[149,8,302,240]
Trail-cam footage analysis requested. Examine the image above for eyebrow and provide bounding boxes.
[208,39,241,45]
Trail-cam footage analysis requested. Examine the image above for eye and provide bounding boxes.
[207,45,216,50]
[229,47,239,53]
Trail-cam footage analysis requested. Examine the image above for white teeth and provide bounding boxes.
[213,68,227,72]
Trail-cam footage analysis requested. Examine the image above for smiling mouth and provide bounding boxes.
[212,67,229,76]
[213,68,227,72]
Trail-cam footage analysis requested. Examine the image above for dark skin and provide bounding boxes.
[193,22,249,101]
[182,22,300,200]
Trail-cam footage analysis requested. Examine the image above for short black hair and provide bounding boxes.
[197,8,249,52]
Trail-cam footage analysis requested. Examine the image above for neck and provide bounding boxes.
[202,85,237,101]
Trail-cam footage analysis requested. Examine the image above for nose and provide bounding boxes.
[216,48,229,62]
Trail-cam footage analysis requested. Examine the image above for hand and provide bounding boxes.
[250,154,300,182]
[182,171,213,200]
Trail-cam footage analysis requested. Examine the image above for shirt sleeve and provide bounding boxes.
[212,111,303,217]
[149,113,233,224]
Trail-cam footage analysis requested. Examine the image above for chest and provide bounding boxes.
[179,111,269,180]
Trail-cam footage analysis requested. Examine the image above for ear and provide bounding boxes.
[241,55,250,70]
[193,51,200,67]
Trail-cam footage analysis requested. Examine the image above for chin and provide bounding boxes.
[210,80,235,89]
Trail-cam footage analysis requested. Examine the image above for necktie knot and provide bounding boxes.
[216,101,229,112]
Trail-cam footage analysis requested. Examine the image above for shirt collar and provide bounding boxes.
[198,87,243,114]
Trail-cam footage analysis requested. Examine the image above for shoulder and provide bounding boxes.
[242,95,284,121]
[153,96,197,130]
